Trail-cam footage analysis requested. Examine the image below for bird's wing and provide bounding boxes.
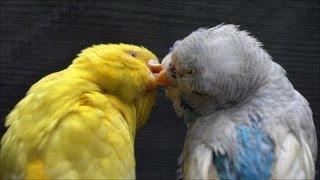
[271,90,316,179]
[42,92,136,179]
[183,142,219,179]
[1,91,136,179]
[272,131,315,179]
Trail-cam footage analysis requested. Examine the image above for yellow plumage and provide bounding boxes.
[1,44,158,179]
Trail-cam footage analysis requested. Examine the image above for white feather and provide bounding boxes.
[272,133,315,179]
[183,143,218,180]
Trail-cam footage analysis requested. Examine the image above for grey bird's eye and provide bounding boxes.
[185,68,195,74]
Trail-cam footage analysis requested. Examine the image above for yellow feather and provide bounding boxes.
[1,44,158,179]
[26,159,48,180]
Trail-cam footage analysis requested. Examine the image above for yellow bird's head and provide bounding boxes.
[69,43,158,129]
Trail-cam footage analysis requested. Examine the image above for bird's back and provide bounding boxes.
[1,69,138,179]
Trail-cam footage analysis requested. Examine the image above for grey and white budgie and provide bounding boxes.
[152,24,317,179]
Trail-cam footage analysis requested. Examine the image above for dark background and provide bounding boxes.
[1,0,319,179]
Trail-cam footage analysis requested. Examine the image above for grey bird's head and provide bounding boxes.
[160,24,286,116]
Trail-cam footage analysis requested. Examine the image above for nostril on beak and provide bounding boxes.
[147,59,163,74]
[148,59,158,65]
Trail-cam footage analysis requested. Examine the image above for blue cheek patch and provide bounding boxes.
[181,96,199,125]
[213,119,275,180]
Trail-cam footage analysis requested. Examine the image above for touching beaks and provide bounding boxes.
[146,60,172,90]
[148,59,163,74]
[155,68,171,86]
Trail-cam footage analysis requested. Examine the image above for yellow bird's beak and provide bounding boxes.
[146,60,172,90]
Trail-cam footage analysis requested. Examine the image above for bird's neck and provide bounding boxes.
[230,75,296,121]
[132,90,157,131]
[64,66,156,138]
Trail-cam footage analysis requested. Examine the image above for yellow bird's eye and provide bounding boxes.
[127,51,137,58]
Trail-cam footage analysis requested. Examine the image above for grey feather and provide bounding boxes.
[162,24,317,179]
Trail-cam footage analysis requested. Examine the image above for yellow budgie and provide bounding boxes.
[1,44,160,179]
